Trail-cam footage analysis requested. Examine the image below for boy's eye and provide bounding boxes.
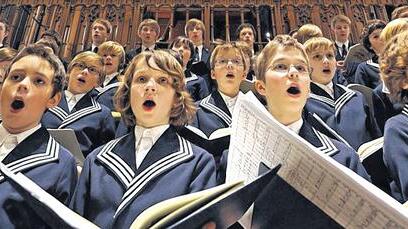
[136,76,147,83]
[158,77,169,85]
[9,74,23,81]
[34,78,46,85]
[88,67,98,74]
[327,54,335,59]
[295,65,307,72]
[313,54,322,60]
[274,63,288,71]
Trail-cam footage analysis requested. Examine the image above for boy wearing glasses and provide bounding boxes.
[0,44,77,227]
[303,37,381,150]
[42,51,115,157]
[178,43,247,180]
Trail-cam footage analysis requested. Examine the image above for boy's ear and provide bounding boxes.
[211,71,216,80]
[46,92,61,109]
[255,80,267,96]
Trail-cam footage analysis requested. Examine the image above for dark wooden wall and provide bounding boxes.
[0,0,406,61]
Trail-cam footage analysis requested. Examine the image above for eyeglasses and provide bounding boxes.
[311,53,336,61]
[269,63,309,74]
[73,63,99,75]
[215,58,244,66]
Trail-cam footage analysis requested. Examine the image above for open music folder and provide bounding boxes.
[226,92,408,228]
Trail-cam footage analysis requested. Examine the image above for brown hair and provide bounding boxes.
[331,15,351,28]
[91,18,112,34]
[380,30,408,104]
[185,18,206,38]
[114,50,196,127]
[0,47,17,62]
[391,5,408,20]
[67,51,105,85]
[255,35,309,82]
[138,19,160,37]
[0,17,9,32]
[293,24,323,44]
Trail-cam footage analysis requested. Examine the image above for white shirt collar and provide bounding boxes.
[65,90,87,111]
[194,45,204,61]
[314,81,334,98]
[134,124,169,169]
[219,91,240,114]
[103,72,119,87]
[335,40,349,49]
[0,123,42,148]
[91,44,98,52]
[285,118,303,135]
[142,44,156,52]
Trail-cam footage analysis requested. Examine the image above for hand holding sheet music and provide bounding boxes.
[226,92,408,228]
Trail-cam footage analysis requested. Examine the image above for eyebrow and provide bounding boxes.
[272,57,307,65]
[9,69,50,79]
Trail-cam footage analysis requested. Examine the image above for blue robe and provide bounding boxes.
[0,127,77,228]
[96,76,121,111]
[70,126,216,228]
[354,60,381,89]
[185,70,210,102]
[252,121,370,228]
[383,104,408,203]
[305,83,382,150]
[41,90,116,157]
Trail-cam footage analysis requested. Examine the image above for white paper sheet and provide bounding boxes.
[226,92,408,228]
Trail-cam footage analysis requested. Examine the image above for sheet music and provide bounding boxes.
[226,92,408,228]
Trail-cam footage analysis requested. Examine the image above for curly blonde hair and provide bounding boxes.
[380,30,408,104]
[114,50,196,127]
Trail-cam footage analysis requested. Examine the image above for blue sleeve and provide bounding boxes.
[70,153,92,216]
[354,63,368,86]
[383,117,408,203]
[189,147,217,192]
[55,150,78,205]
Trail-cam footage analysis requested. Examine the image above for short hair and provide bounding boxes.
[304,37,336,55]
[236,23,256,40]
[138,19,160,36]
[5,44,66,97]
[36,38,59,54]
[293,24,323,44]
[361,20,387,54]
[330,15,351,28]
[169,36,195,67]
[41,29,62,47]
[0,47,17,62]
[0,17,9,32]
[235,41,253,69]
[380,30,408,104]
[185,18,206,38]
[391,5,408,20]
[67,51,105,85]
[380,18,408,43]
[210,42,248,72]
[115,50,196,127]
[255,35,309,82]
[91,18,112,34]
[97,41,126,69]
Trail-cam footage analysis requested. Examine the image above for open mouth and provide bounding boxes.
[77,78,86,84]
[322,69,331,74]
[11,99,25,111]
[226,73,235,79]
[287,86,301,95]
[143,100,156,111]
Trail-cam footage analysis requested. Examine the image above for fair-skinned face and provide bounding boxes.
[139,25,158,47]
[239,27,255,47]
[211,49,246,97]
[92,22,109,46]
[332,22,350,43]
[255,47,310,125]
[171,43,191,68]
[102,52,121,75]
[308,48,337,85]
[67,62,101,94]
[0,55,61,134]
[187,25,204,46]
[0,22,8,45]
[130,58,175,128]
[369,29,385,55]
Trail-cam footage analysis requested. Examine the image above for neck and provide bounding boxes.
[193,42,203,47]
[219,89,239,98]
[269,108,302,126]
[336,38,347,44]
[143,42,154,48]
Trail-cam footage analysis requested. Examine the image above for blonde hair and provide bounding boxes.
[380,18,408,43]
[210,42,248,71]
[304,37,336,54]
[255,35,309,82]
[114,50,196,127]
[68,51,105,85]
[380,30,408,104]
[185,18,206,38]
[293,24,323,44]
[97,41,126,69]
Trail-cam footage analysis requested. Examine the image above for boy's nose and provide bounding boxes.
[145,78,157,91]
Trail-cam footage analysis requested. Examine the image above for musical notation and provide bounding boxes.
[226,92,408,228]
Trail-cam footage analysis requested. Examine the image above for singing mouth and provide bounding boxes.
[143,100,156,110]
[287,86,301,95]
[226,73,235,79]
[11,99,25,111]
